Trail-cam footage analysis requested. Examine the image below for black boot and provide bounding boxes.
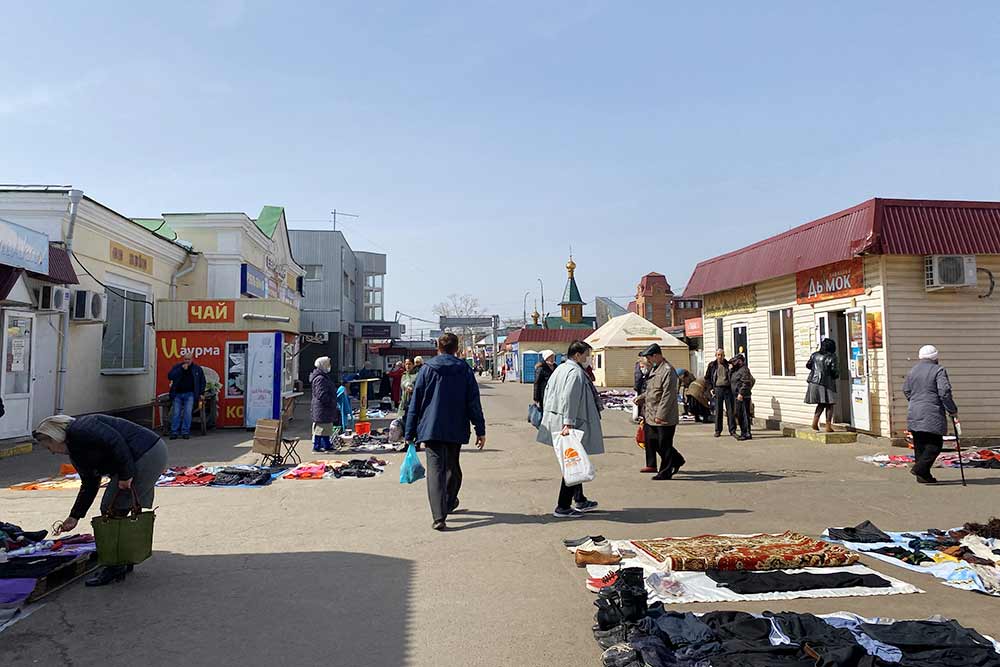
[85,565,129,587]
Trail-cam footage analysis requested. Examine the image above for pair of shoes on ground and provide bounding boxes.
[553,499,600,519]
[736,434,753,441]
[85,564,133,587]
[576,549,621,568]
[169,434,191,440]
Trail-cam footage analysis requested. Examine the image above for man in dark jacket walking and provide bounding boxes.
[166,352,207,440]
[705,349,736,438]
[903,345,958,484]
[730,355,755,441]
[533,350,557,409]
[406,332,487,530]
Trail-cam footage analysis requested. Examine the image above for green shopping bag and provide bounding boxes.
[91,488,155,566]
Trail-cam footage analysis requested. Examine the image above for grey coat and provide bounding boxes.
[643,361,679,426]
[536,360,605,455]
[902,359,958,435]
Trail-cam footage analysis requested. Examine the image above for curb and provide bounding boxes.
[0,442,33,459]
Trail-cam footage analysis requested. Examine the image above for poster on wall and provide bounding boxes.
[704,286,757,318]
[245,332,282,427]
[226,342,248,398]
[866,311,883,349]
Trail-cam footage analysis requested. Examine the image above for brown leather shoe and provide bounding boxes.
[576,549,622,568]
[825,422,835,433]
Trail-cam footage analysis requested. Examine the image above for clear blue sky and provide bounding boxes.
[3,2,999,323]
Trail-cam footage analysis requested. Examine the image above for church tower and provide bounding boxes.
[559,256,585,324]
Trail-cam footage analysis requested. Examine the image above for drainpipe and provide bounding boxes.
[55,189,83,415]
[170,252,199,299]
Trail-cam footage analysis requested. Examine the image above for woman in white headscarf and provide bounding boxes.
[310,356,340,452]
[33,413,168,586]
[902,345,959,484]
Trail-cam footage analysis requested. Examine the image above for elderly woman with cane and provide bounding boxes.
[903,345,959,485]
[33,414,168,586]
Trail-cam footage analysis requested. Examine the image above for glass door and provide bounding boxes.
[845,307,871,431]
[1,312,35,439]
[732,323,749,361]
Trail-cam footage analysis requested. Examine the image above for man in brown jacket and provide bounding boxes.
[634,343,686,480]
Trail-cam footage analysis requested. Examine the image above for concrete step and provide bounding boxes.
[0,440,33,459]
[791,428,857,444]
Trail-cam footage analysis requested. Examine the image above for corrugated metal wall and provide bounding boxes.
[883,255,1000,437]
[288,230,353,333]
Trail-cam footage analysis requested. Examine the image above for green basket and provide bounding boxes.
[91,489,155,566]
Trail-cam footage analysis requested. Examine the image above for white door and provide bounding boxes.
[1,312,36,439]
[845,307,871,431]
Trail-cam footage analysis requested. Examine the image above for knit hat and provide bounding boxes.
[34,415,76,442]
[918,345,939,361]
[314,356,332,371]
[540,349,555,361]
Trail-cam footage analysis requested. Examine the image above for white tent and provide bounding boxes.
[585,312,689,387]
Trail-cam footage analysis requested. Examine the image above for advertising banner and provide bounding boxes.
[796,259,864,304]
[240,263,267,298]
[157,330,248,428]
[683,317,703,337]
[704,286,756,318]
[187,300,236,324]
[0,218,48,273]
[245,332,282,427]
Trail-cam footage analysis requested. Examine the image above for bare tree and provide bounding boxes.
[433,294,486,358]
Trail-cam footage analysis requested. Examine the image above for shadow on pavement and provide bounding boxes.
[0,550,413,665]
[672,469,787,483]
[446,506,751,531]
[934,477,1000,486]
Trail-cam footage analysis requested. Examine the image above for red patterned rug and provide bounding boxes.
[631,532,859,571]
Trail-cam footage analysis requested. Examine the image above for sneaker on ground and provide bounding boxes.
[553,507,585,519]
[587,570,619,593]
[575,500,600,512]
[563,535,606,547]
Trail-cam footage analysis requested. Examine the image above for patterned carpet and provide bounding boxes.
[631,531,859,571]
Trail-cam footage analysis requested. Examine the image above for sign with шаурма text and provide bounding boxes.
[796,259,864,304]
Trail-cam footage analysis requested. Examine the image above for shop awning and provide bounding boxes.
[28,245,79,284]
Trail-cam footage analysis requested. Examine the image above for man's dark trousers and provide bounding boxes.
[714,387,736,436]
[646,424,684,474]
[911,431,943,478]
[643,422,659,469]
[735,397,752,437]
[424,441,463,522]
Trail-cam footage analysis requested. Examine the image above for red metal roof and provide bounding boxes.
[507,328,594,343]
[637,272,671,296]
[33,245,79,285]
[684,198,1000,296]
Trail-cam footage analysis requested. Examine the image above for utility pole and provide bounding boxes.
[537,278,545,326]
[331,209,359,232]
[523,291,530,326]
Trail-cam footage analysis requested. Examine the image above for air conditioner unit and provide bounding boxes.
[70,289,106,322]
[33,286,73,312]
[925,255,977,290]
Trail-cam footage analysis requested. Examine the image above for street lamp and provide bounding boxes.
[523,291,530,326]
[537,278,545,323]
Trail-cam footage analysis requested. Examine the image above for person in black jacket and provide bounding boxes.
[166,352,207,440]
[405,333,486,531]
[805,338,840,433]
[730,355,755,441]
[33,414,168,587]
[533,350,557,409]
[705,349,736,438]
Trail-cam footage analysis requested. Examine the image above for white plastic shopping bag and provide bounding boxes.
[631,402,641,423]
[553,429,595,486]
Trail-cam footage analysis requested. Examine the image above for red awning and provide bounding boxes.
[28,245,79,285]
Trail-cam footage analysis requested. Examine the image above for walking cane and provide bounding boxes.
[952,415,967,487]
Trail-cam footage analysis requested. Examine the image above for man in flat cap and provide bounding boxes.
[634,343,686,480]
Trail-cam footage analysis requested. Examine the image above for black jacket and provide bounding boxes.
[66,415,162,519]
[405,354,486,445]
[533,362,554,407]
[806,352,839,392]
[167,362,207,399]
[633,364,649,394]
[705,359,731,392]
[731,366,755,398]
[310,368,340,423]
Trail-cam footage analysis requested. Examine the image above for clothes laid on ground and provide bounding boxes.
[4,534,95,560]
[856,447,1000,470]
[0,555,77,579]
[0,522,48,550]
[966,518,1000,539]
[630,531,859,571]
[282,458,387,480]
[0,578,36,606]
[595,610,1000,667]
[156,466,216,486]
[827,520,892,544]
[208,465,284,486]
[598,390,636,412]
[706,569,891,594]
[825,527,1000,596]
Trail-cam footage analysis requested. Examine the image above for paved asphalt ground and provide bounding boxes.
[2,379,999,666]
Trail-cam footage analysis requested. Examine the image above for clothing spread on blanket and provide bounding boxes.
[857,447,1000,469]
[825,525,1000,597]
[282,458,387,480]
[598,390,636,412]
[630,531,859,571]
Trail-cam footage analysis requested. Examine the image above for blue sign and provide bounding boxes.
[0,217,49,274]
[241,263,267,298]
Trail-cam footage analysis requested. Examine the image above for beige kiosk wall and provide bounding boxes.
[701,255,890,436]
[883,254,1000,438]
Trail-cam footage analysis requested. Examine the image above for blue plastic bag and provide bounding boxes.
[399,444,426,484]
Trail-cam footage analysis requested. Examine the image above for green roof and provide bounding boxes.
[254,206,284,238]
[131,217,178,241]
[544,316,596,330]
[559,275,584,305]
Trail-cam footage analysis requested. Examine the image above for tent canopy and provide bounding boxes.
[585,312,687,351]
